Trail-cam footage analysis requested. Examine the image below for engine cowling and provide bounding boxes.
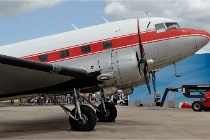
[112,48,141,86]
[98,48,141,88]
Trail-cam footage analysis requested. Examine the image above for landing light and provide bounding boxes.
[100,76,110,80]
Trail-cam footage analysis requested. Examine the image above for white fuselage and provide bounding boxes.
[0,17,209,92]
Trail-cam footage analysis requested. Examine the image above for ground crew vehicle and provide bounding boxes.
[160,85,210,112]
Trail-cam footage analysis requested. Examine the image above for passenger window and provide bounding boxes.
[103,41,112,49]
[81,45,91,53]
[155,23,166,33]
[39,54,48,62]
[60,49,69,58]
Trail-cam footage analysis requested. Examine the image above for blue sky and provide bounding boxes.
[0,1,108,45]
[0,0,209,53]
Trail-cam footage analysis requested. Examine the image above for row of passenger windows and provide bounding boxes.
[38,41,112,62]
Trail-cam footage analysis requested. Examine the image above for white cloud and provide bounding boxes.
[0,0,64,17]
[105,0,210,53]
[105,1,127,19]
[105,0,173,19]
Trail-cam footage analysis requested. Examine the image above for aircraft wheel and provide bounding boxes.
[192,101,203,112]
[96,102,117,122]
[69,105,97,131]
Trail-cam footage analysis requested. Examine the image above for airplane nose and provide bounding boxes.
[194,30,210,50]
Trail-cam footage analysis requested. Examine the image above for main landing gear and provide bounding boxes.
[46,89,96,131]
[46,89,117,131]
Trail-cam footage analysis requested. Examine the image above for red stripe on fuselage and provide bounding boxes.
[22,28,203,63]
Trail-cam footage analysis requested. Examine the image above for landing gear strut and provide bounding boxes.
[80,90,117,122]
[46,88,97,131]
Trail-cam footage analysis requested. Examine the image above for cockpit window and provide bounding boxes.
[155,23,166,33]
[165,22,180,29]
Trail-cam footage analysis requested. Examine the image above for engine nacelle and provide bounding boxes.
[98,48,142,90]
[112,48,141,86]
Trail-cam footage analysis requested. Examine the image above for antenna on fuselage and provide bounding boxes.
[102,17,109,23]
[71,24,78,30]
[144,11,149,17]
[135,11,149,18]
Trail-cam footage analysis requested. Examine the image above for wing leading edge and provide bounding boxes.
[0,54,91,100]
[0,54,88,77]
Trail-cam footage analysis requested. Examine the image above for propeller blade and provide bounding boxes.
[137,19,144,59]
[144,69,151,94]
[137,19,151,94]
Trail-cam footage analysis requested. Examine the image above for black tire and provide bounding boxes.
[69,105,96,131]
[192,101,203,112]
[96,102,117,122]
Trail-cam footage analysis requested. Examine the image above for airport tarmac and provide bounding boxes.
[0,105,209,139]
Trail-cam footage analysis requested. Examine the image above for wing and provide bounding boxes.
[0,54,96,101]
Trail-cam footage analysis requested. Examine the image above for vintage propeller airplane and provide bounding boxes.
[0,17,209,131]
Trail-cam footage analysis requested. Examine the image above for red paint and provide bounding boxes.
[204,91,210,101]
[202,102,210,108]
[22,28,205,63]
[181,102,192,109]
